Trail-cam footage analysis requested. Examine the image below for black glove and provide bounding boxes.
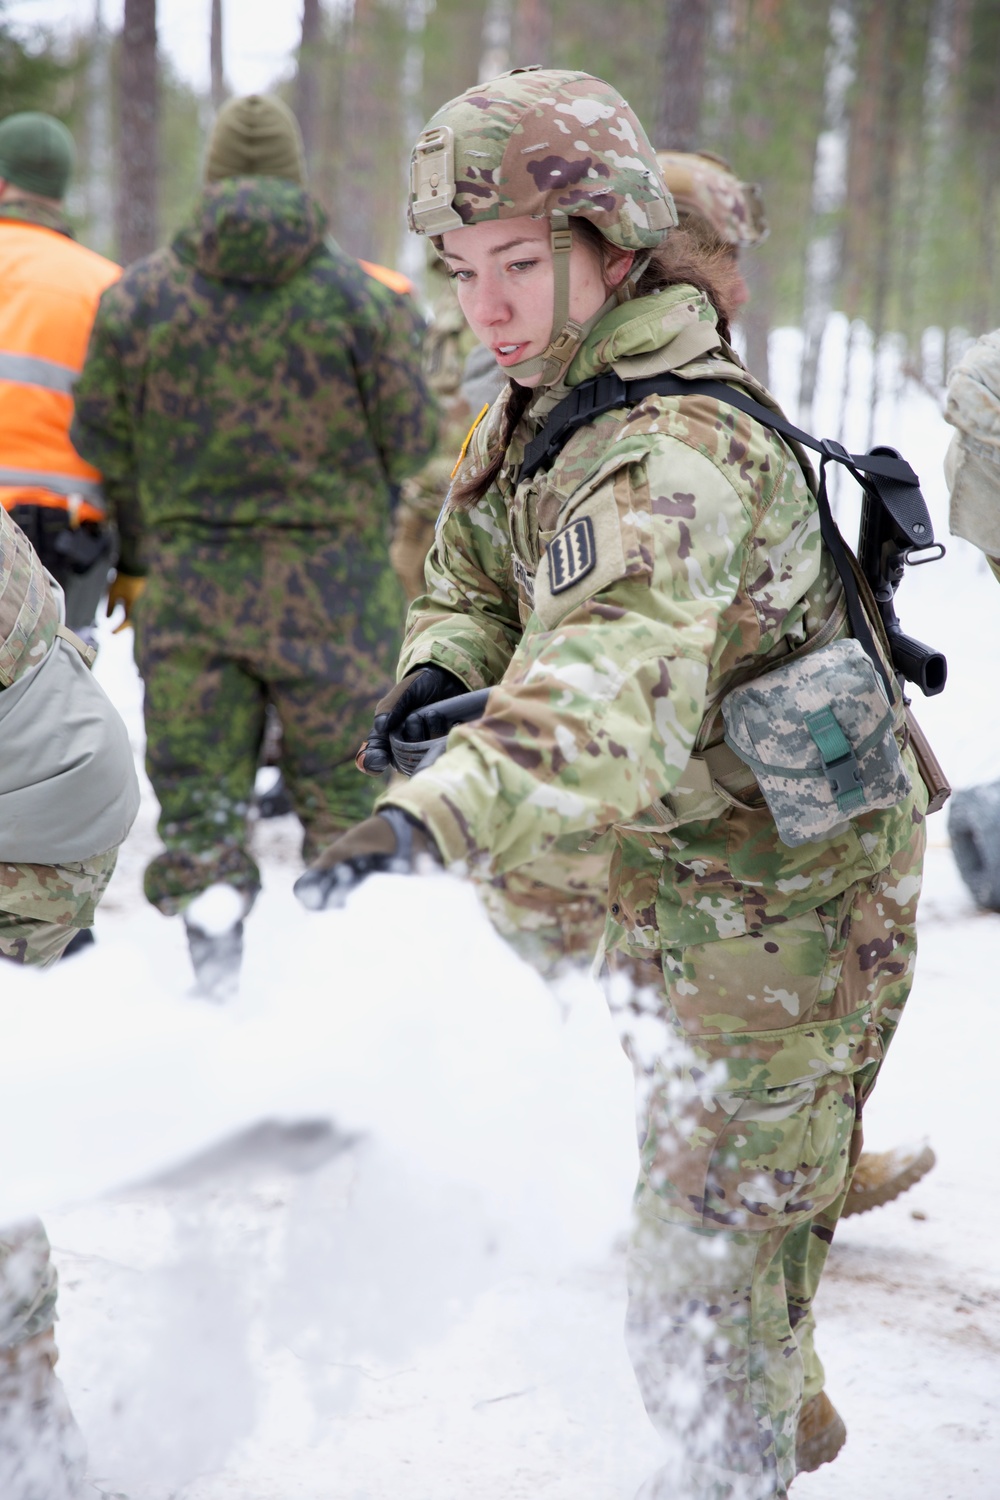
[356,665,466,776]
[294,807,441,911]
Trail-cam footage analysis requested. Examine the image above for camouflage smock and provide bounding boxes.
[71,177,437,563]
[384,282,924,1088]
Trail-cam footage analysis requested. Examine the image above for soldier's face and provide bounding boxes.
[441,216,630,387]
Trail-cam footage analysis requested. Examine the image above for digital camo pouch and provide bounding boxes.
[720,637,911,847]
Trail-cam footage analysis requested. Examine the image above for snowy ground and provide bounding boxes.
[2,320,999,1497]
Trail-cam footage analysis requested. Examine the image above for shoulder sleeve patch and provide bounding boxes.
[533,485,627,630]
[548,516,596,593]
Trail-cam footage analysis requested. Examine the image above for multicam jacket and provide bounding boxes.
[384,285,922,975]
[70,177,438,566]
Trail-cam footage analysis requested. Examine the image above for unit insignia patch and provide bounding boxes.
[547,516,596,594]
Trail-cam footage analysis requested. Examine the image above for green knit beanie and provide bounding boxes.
[204,94,306,186]
[0,112,75,200]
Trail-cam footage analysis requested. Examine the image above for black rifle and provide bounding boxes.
[855,445,946,695]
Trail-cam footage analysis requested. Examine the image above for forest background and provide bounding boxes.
[2,0,999,412]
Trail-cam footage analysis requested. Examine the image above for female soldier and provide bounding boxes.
[296,69,927,1500]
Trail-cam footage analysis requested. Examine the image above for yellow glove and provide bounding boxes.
[105,572,146,633]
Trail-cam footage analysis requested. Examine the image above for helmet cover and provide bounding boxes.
[655,149,768,248]
[409,68,676,250]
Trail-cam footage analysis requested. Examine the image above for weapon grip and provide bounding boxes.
[888,629,947,696]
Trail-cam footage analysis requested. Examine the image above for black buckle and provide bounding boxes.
[825,750,862,800]
[819,437,851,464]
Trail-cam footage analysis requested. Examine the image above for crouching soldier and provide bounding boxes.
[0,502,139,1497]
[944,328,1000,584]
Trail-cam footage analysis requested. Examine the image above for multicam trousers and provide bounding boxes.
[0,848,118,967]
[136,531,405,915]
[0,858,118,1362]
[605,816,926,1499]
[0,1222,58,1353]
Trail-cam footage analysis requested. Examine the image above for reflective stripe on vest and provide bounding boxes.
[0,350,78,395]
[0,467,105,504]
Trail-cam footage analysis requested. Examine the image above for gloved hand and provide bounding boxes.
[105,571,146,633]
[294,807,441,911]
[356,664,466,776]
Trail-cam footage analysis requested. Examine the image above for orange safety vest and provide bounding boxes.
[359,259,415,298]
[0,215,120,523]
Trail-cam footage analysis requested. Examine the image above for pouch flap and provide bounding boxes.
[720,637,910,847]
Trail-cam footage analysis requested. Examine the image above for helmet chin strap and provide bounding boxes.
[506,213,583,387]
[506,217,652,388]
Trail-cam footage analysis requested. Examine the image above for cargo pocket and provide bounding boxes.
[661,901,841,1042]
[638,1069,860,1232]
[703,1072,858,1227]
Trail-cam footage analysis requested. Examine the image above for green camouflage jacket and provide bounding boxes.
[384,285,921,981]
[70,178,438,570]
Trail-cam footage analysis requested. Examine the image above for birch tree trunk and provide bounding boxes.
[85,0,114,256]
[797,4,854,423]
[479,0,512,82]
[210,0,226,111]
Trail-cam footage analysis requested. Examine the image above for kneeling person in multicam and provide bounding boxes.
[0,502,139,1498]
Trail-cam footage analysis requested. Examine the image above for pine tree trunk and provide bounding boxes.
[117,0,159,265]
[512,0,550,68]
[421,0,487,120]
[296,0,322,172]
[655,0,711,149]
[337,0,378,257]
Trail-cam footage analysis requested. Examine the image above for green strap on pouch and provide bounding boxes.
[804,705,865,814]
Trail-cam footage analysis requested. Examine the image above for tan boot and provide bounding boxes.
[0,1330,88,1499]
[796,1390,847,1474]
[842,1142,936,1218]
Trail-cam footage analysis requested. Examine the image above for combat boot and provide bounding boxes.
[842,1142,936,1218]
[0,1330,88,1499]
[256,769,293,819]
[795,1390,847,1474]
[182,883,252,1001]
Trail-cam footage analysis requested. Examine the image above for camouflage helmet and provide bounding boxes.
[409,68,676,385]
[655,150,768,249]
